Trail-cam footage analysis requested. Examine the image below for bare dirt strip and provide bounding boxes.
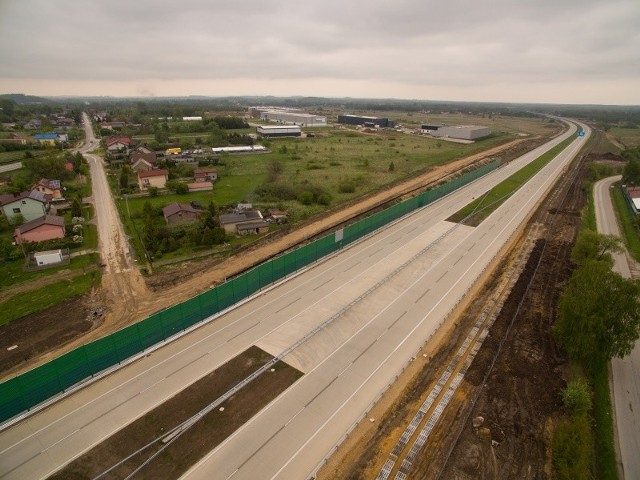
[49,346,302,480]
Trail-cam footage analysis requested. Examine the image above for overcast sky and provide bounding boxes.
[1,0,639,104]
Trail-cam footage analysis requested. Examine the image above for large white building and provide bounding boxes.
[248,106,327,127]
[429,125,491,140]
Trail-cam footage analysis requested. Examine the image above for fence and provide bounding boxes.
[0,160,500,425]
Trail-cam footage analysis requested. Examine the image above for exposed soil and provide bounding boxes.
[49,346,302,480]
[1,135,546,381]
[319,131,595,479]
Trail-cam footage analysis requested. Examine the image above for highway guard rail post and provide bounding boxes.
[0,160,500,426]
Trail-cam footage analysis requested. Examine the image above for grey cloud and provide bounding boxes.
[0,0,638,103]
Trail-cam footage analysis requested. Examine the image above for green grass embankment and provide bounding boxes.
[448,137,574,225]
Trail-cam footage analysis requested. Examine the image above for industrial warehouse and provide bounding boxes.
[421,124,491,140]
[337,114,394,128]
[256,125,302,138]
[248,106,327,127]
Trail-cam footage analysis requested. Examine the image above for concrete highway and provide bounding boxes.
[594,176,640,480]
[0,121,584,480]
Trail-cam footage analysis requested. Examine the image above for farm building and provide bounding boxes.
[219,210,265,234]
[256,125,301,138]
[431,125,491,140]
[15,215,65,244]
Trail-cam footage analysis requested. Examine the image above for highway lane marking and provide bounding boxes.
[436,271,447,283]
[1,451,41,477]
[415,288,431,304]
[305,378,338,408]
[41,428,80,453]
[388,311,408,330]
[312,277,334,291]
[343,261,362,272]
[353,339,377,364]
[167,353,209,377]
[368,247,383,258]
[453,256,463,266]
[235,425,286,472]
[274,297,301,314]
[226,324,260,343]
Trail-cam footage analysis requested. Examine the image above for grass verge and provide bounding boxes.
[448,137,574,225]
[611,186,640,262]
[0,267,100,326]
[591,365,618,480]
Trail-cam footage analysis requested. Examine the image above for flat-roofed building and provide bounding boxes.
[431,125,491,140]
[337,114,393,128]
[256,125,301,138]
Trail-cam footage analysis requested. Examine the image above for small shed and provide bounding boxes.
[34,249,64,266]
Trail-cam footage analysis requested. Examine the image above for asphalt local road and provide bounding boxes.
[594,176,640,480]
[0,121,585,480]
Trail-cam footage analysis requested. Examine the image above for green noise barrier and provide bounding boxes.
[0,160,500,425]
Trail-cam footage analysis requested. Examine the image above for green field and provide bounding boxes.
[0,149,49,165]
[0,253,100,292]
[0,267,100,326]
[448,137,574,225]
[609,126,640,149]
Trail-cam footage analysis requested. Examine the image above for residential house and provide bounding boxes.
[33,133,60,146]
[14,215,65,244]
[52,116,74,129]
[100,121,126,130]
[0,190,50,223]
[23,118,42,130]
[130,152,157,172]
[132,144,155,155]
[162,203,202,226]
[105,136,131,153]
[194,168,218,183]
[219,210,264,235]
[137,169,169,191]
[187,181,213,192]
[32,178,63,200]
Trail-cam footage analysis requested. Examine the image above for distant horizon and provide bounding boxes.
[2,92,638,108]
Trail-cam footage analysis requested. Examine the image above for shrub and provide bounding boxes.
[562,379,592,415]
[298,191,314,205]
[338,181,356,193]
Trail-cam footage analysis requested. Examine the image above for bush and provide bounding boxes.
[338,180,356,193]
[562,379,592,415]
[298,191,314,205]
[148,186,159,197]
